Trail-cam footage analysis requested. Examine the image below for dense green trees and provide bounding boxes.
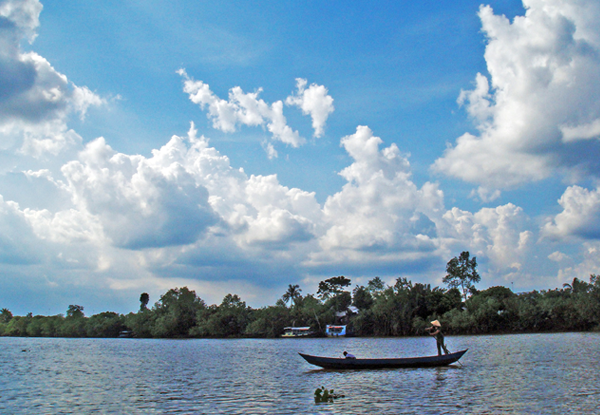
[194,294,249,337]
[1,274,599,339]
[244,304,289,338]
[151,287,206,337]
[440,276,600,334]
[86,312,126,337]
[351,278,463,337]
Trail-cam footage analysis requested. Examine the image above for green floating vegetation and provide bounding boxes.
[314,386,344,403]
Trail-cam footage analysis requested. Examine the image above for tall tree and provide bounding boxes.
[367,277,386,296]
[317,276,351,300]
[0,308,12,323]
[443,251,481,301]
[282,284,302,307]
[139,293,150,311]
[66,305,85,318]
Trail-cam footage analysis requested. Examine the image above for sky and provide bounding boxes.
[2,0,600,316]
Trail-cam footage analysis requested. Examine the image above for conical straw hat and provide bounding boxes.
[431,320,441,327]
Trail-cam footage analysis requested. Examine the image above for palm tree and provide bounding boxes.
[563,277,589,294]
[0,308,12,323]
[282,284,302,307]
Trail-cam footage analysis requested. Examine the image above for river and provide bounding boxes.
[0,332,599,414]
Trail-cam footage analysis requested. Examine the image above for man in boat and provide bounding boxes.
[343,351,356,359]
[425,320,449,356]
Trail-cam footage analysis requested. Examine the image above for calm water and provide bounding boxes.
[1,333,599,414]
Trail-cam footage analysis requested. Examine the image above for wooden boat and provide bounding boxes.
[282,327,314,338]
[298,349,468,369]
[325,325,347,337]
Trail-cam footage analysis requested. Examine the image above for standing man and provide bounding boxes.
[425,320,449,356]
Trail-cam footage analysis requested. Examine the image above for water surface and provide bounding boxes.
[1,333,598,414]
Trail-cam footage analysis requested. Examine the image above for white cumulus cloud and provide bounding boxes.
[180,71,335,156]
[542,185,600,239]
[313,126,444,270]
[59,135,220,250]
[179,69,303,148]
[0,0,105,157]
[440,203,533,276]
[3,0,598,313]
[434,0,600,189]
[285,78,334,138]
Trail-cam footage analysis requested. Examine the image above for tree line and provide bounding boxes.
[1,252,599,338]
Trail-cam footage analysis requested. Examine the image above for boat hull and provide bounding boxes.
[299,349,468,369]
[282,327,314,338]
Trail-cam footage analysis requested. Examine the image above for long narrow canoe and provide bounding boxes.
[299,349,468,369]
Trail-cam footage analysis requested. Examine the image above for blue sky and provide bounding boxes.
[2,0,600,315]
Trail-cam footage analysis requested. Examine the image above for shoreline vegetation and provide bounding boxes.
[2,252,600,339]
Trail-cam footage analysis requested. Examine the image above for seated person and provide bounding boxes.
[343,351,356,359]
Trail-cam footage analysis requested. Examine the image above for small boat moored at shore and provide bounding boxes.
[325,325,347,337]
[282,327,314,337]
[299,349,468,369]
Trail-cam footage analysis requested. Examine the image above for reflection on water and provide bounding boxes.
[0,333,599,414]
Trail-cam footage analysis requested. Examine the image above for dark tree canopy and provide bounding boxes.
[3,274,600,339]
[0,308,12,323]
[443,251,481,301]
[562,277,590,294]
[66,305,84,318]
[139,293,150,311]
[367,277,386,295]
[352,286,373,310]
[152,287,206,337]
[317,276,351,300]
[326,291,352,313]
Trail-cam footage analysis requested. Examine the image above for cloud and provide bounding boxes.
[179,71,335,155]
[555,241,600,286]
[0,116,555,310]
[0,195,43,264]
[41,121,323,255]
[0,0,42,42]
[561,118,600,142]
[469,186,502,203]
[312,126,444,270]
[440,203,533,274]
[179,69,303,148]
[285,78,334,138]
[434,0,600,189]
[241,174,321,248]
[0,0,105,157]
[548,251,569,262]
[542,185,600,239]
[60,134,220,250]
[293,125,536,284]
[2,0,596,313]
[261,140,278,160]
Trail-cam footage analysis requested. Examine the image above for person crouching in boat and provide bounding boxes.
[425,320,449,356]
[343,351,356,359]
